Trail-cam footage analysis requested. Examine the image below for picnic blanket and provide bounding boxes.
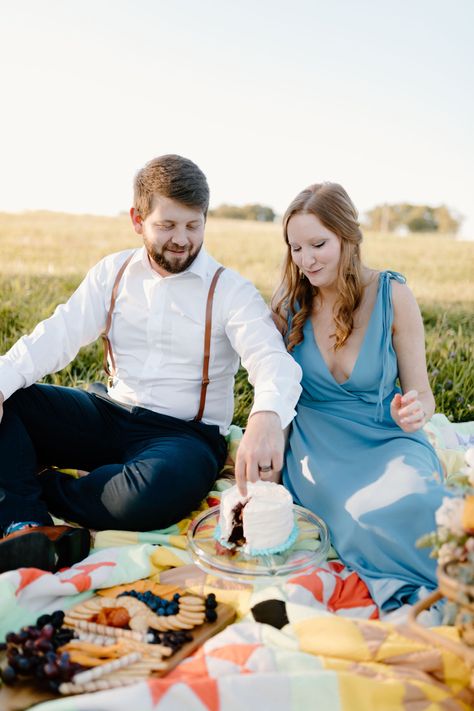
[1,417,473,709]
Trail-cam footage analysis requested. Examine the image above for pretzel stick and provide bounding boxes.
[72,652,142,685]
[60,677,144,694]
[64,618,148,641]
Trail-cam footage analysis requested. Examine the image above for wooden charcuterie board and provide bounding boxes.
[0,587,236,711]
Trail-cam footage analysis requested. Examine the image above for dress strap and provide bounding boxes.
[375,270,406,421]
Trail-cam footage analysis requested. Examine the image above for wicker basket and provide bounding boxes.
[407,561,474,687]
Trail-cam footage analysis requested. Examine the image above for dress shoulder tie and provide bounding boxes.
[375,270,406,422]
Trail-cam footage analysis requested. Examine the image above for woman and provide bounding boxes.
[273,182,447,612]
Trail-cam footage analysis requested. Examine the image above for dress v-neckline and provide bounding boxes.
[308,274,381,387]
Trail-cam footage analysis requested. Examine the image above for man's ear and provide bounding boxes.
[130,207,143,234]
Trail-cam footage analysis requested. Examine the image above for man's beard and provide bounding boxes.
[145,240,202,274]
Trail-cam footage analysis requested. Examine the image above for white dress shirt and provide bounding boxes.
[0,246,301,433]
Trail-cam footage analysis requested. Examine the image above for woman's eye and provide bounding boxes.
[290,245,301,252]
[314,241,326,248]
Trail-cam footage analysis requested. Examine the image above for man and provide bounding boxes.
[0,155,301,572]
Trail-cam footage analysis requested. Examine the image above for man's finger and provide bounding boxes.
[247,456,260,484]
[271,450,283,473]
[234,455,247,497]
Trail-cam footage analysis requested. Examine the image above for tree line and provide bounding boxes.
[363,203,461,234]
[209,201,461,234]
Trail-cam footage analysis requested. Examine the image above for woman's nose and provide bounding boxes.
[301,251,316,268]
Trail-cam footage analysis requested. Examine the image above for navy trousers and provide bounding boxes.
[0,384,227,532]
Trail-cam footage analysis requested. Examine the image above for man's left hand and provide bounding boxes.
[235,411,284,496]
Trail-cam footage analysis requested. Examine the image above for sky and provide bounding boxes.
[0,0,473,237]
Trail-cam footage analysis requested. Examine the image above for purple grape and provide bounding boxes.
[17,629,30,643]
[23,639,36,655]
[41,624,55,640]
[17,656,32,673]
[26,625,41,639]
[34,638,53,653]
[43,662,59,679]
[1,665,17,684]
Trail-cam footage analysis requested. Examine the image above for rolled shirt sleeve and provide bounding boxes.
[223,275,302,429]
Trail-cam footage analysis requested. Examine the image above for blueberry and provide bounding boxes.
[36,614,52,628]
[51,610,65,629]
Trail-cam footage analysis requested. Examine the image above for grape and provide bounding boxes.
[17,629,30,643]
[26,625,41,639]
[1,665,17,684]
[41,624,55,640]
[34,638,54,653]
[17,656,32,673]
[2,616,79,692]
[24,639,36,655]
[5,632,20,644]
[43,662,59,679]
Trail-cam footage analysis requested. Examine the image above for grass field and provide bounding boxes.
[0,211,472,423]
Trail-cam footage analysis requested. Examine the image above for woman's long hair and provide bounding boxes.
[272,182,364,352]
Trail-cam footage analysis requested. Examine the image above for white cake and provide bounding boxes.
[216,481,296,555]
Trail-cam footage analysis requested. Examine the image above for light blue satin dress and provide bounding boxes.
[283,271,447,611]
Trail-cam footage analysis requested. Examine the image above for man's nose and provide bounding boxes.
[170,228,188,246]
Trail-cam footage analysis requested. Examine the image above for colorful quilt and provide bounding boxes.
[1,419,473,710]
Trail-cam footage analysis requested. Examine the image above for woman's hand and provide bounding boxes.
[390,390,426,432]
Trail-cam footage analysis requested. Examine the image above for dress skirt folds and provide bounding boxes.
[283,271,448,611]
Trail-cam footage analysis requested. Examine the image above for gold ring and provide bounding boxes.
[258,465,272,473]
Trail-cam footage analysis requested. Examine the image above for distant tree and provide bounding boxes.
[364,202,461,234]
[209,203,276,222]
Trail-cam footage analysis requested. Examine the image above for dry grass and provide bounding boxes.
[0,211,472,307]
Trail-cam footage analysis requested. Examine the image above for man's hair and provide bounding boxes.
[133,154,210,219]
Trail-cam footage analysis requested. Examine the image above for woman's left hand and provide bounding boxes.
[390,390,426,432]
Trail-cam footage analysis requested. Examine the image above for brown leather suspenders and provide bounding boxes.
[194,265,225,422]
[101,252,135,382]
[101,252,225,423]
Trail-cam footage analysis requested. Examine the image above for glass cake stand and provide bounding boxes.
[187,504,330,584]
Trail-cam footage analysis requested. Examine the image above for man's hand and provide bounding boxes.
[235,411,284,496]
[0,391,4,424]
